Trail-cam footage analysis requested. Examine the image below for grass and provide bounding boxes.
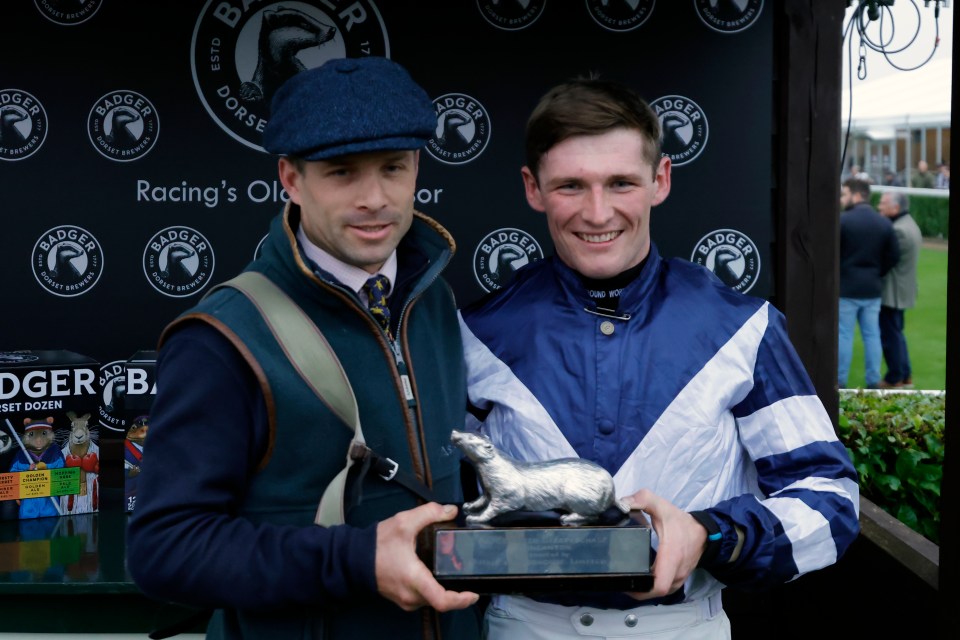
[845,243,948,391]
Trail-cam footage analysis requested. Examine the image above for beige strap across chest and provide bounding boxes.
[208,271,361,527]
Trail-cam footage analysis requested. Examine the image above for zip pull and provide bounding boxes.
[390,338,416,406]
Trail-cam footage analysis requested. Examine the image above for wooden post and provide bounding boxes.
[938,2,958,632]
[773,0,844,422]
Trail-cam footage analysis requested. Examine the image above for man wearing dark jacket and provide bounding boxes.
[127,57,481,639]
[838,178,900,388]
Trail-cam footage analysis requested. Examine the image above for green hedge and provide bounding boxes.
[837,391,945,544]
[870,192,949,239]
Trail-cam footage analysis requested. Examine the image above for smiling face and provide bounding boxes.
[522,128,671,279]
[279,149,420,274]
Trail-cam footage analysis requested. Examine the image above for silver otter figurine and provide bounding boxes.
[451,430,630,525]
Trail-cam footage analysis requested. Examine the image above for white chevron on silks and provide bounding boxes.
[459,312,578,463]
[612,304,770,508]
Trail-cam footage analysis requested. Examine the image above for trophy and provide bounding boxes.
[418,430,652,594]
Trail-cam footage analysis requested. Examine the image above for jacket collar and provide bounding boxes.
[265,202,454,303]
[550,242,662,313]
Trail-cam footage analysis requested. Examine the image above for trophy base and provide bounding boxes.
[419,509,653,595]
[435,572,653,594]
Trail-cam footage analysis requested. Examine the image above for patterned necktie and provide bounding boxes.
[363,274,391,335]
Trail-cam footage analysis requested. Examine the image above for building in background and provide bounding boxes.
[841,4,952,186]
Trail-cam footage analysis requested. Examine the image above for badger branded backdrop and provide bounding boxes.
[2,0,771,433]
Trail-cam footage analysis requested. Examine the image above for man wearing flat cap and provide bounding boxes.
[128,57,482,640]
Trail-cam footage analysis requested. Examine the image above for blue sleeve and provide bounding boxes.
[126,322,380,610]
[705,308,860,589]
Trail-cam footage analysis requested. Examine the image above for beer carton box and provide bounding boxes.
[0,350,101,521]
[122,350,156,512]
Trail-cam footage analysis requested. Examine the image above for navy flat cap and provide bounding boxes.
[262,56,436,161]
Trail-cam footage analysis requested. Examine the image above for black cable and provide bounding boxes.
[840,0,943,177]
[860,1,940,71]
[840,6,859,176]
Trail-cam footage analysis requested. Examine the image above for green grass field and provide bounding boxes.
[845,244,948,391]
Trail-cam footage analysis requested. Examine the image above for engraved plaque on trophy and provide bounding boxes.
[418,431,652,594]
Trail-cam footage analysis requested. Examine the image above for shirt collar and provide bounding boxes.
[296,225,397,297]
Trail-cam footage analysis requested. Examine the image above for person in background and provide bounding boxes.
[882,168,903,187]
[846,164,871,183]
[877,191,923,389]
[126,57,481,640]
[910,160,935,189]
[459,75,861,639]
[838,178,900,389]
[935,163,950,190]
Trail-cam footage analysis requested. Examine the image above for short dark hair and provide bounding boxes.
[842,178,871,200]
[525,76,661,179]
[288,156,306,172]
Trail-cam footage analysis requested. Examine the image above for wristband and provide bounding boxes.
[690,510,723,568]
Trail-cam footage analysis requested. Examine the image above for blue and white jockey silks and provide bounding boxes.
[459,244,860,608]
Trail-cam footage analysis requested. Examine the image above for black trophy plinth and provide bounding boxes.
[418,508,653,594]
